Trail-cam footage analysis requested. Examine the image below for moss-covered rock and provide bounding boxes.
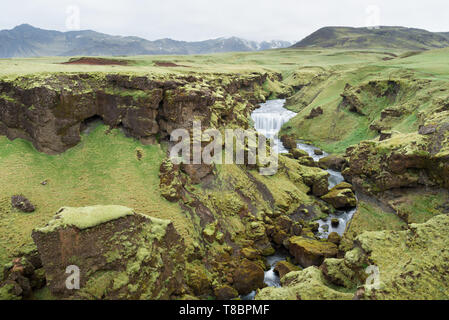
[318,155,347,171]
[213,285,238,300]
[241,248,260,261]
[32,205,186,299]
[186,264,211,296]
[232,259,264,295]
[291,148,309,159]
[255,267,353,300]
[288,236,338,267]
[274,261,301,279]
[327,232,341,245]
[321,186,357,209]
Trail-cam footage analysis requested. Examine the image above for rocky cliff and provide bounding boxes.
[0,72,277,154]
[31,205,186,299]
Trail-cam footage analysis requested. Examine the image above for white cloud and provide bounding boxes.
[1,0,449,42]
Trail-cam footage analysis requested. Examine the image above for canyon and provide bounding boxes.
[0,47,449,300]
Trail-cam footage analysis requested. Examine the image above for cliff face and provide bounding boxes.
[0,72,272,154]
[31,206,186,299]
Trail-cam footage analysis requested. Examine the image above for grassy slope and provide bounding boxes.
[281,48,449,154]
[0,125,188,266]
[292,26,449,50]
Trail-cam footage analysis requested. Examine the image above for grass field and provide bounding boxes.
[0,125,189,267]
[280,48,449,154]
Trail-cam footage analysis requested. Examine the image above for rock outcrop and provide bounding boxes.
[31,205,186,299]
[274,261,301,279]
[0,72,278,154]
[11,195,35,213]
[232,259,265,295]
[288,236,338,267]
[321,183,357,209]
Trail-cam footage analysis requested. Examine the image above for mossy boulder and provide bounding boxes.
[321,186,357,209]
[288,236,338,267]
[186,264,211,296]
[241,248,260,260]
[232,259,265,295]
[280,135,297,150]
[214,285,239,300]
[291,148,309,159]
[327,232,341,245]
[320,258,363,289]
[255,267,353,300]
[274,261,301,279]
[297,165,330,197]
[318,155,347,171]
[32,205,186,299]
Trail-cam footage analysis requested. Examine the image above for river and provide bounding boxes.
[242,99,356,299]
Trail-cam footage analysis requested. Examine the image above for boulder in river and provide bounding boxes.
[232,259,265,295]
[327,232,341,245]
[274,261,301,279]
[288,236,338,267]
[321,184,357,209]
[318,155,347,171]
[291,148,309,159]
[331,218,340,227]
[280,134,297,151]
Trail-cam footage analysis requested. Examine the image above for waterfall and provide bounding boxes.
[251,99,296,152]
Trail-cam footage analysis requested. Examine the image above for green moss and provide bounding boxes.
[113,272,130,291]
[340,199,406,251]
[355,215,449,299]
[37,205,134,232]
[256,267,354,300]
[0,284,21,300]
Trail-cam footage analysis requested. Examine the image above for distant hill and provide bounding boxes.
[0,24,292,58]
[292,26,449,50]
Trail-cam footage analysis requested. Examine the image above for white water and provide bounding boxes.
[294,142,356,238]
[251,99,296,153]
[244,99,357,299]
[251,99,356,238]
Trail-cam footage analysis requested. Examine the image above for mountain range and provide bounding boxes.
[0,24,292,58]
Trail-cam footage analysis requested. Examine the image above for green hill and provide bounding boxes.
[292,26,449,50]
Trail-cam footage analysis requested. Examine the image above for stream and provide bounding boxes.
[242,99,356,299]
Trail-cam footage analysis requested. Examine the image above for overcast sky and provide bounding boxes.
[1,0,449,42]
